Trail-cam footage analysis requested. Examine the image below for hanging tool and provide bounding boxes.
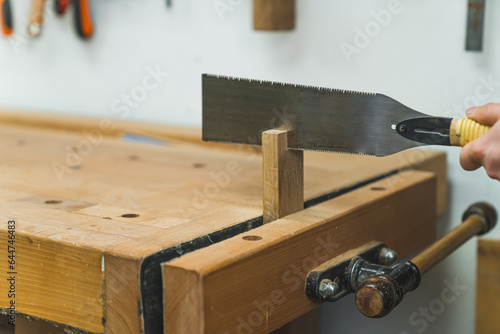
[74,0,94,39]
[306,202,497,318]
[0,0,13,36]
[27,0,47,38]
[466,0,486,51]
[55,0,70,15]
[202,74,491,157]
[253,0,295,30]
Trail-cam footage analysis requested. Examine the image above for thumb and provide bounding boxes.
[466,103,500,126]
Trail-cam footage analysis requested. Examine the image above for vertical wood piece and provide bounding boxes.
[476,239,500,334]
[253,0,295,31]
[262,130,304,224]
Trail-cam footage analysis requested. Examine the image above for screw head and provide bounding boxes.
[379,247,398,265]
[318,279,340,299]
[398,124,408,134]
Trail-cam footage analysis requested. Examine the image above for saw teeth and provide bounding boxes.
[311,150,375,157]
[203,73,377,96]
[289,147,375,157]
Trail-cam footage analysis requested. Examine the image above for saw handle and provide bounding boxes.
[450,118,491,147]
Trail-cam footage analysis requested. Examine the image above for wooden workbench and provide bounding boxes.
[0,111,447,334]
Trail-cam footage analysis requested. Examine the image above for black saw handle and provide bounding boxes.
[396,117,490,147]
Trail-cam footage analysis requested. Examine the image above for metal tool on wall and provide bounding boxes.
[306,202,497,318]
[203,75,491,157]
[53,0,94,39]
[74,0,94,39]
[466,0,486,51]
[27,0,47,38]
[55,0,70,15]
[0,0,13,36]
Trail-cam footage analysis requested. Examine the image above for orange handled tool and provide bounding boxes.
[1,0,13,36]
[74,0,94,39]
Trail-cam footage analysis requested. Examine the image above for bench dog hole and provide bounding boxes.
[45,200,62,204]
[371,187,386,191]
[242,235,262,241]
[121,213,140,218]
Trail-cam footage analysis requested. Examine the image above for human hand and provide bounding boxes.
[460,103,500,180]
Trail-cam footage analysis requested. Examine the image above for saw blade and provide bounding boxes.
[202,74,427,157]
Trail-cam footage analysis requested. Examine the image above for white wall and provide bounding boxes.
[1,0,499,333]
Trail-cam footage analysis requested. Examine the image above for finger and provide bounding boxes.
[483,153,500,181]
[466,103,500,126]
[481,123,500,180]
[460,139,484,171]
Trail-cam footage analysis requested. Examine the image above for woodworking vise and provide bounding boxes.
[306,202,497,318]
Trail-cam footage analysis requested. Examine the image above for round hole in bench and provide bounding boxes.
[242,235,262,241]
[45,200,62,204]
[121,213,140,218]
[193,163,206,168]
[371,187,386,191]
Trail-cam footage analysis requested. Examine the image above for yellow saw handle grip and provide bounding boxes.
[450,118,491,147]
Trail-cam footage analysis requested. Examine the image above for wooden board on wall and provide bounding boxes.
[0,111,447,333]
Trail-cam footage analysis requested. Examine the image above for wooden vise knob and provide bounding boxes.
[355,202,497,318]
[355,274,401,318]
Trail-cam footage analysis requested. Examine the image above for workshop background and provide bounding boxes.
[0,0,499,333]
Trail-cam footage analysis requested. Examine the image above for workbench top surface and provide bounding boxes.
[0,122,443,257]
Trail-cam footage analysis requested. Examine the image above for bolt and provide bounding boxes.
[398,124,408,134]
[318,279,339,299]
[379,247,398,265]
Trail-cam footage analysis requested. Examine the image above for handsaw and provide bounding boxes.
[202,74,490,157]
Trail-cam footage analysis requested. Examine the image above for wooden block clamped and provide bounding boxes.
[262,129,303,224]
[253,0,295,30]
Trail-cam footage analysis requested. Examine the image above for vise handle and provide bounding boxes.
[355,202,497,318]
